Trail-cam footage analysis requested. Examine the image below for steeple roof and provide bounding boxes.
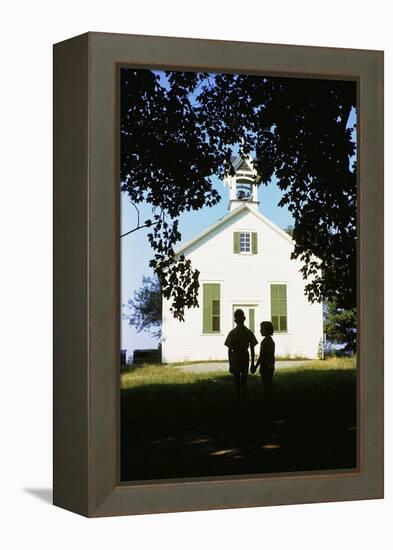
[230,155,255,173]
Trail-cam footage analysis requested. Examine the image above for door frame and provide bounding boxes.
[231,302,262,333]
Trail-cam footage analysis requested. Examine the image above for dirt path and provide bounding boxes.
[175,360,310,373]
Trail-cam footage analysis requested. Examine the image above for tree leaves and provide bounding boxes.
[121,69,225,320]
[121,69,357,320]
[198,75,357,310]
[324,300,357,352]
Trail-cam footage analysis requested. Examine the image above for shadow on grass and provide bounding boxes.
[121,367,357,481]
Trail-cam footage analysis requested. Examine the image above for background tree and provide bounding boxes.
[123,276,162,339]
[324,300,357,353]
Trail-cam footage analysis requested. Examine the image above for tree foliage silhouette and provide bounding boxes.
[121,70,356,318]
[121,70,232,320]
[198,75,356,310]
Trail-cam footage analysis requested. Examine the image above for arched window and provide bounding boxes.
[236,178,253,201]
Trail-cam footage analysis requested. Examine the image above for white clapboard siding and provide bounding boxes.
[162,205,323,363]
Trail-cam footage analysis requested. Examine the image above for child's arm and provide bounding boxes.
[249,332,259,373]
[250,346,258,374]
[255,340,265,372]
[252,355,261,374]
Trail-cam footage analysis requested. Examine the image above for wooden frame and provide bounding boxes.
[53,32,384,517]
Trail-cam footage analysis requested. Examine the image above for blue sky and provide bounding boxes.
[120,73,357,360]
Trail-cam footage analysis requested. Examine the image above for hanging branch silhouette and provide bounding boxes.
[120,201,160,238]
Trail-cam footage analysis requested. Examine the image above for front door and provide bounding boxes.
[232,304,258,334]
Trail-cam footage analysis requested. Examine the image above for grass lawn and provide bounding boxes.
[121,357,357,481]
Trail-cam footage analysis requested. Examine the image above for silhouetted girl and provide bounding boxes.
[251,321,275,412]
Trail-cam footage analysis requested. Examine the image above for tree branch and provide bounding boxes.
[129,200,140,227]
[120,221,159,238]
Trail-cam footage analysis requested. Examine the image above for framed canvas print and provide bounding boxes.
[53,32,383,517]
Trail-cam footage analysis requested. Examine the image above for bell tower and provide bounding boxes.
[224,155,259,211]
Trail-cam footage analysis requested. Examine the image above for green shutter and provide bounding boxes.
[233,232,240,254]
[271,284,287,332]
[252,232,258,254]
[249,308,255,333]
[203,284,220,333]
[203,284,213,333]
[271,285,279,300]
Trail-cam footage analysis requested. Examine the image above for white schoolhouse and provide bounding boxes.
[161,156,323,363]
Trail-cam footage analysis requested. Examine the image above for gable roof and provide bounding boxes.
[176,203,294,255]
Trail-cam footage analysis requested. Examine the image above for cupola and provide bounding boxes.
[224,155,259,211]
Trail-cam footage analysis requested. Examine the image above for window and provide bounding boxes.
[271,284,288,332]
[203,283,220,333]
[240,232,251,252]
[233,232,258,254]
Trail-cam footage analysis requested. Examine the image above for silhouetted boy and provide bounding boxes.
[224,309,258,405]
[251,321,275,413]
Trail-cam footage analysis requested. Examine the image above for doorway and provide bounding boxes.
[232,304,259,333]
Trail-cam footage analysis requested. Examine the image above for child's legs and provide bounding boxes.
[261,368,274,403]
[233,369,248,405]
[240,368,248,394]
[233,372,241,393]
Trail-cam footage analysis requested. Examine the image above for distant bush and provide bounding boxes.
[133,348,161,364]
[324,347,354,358]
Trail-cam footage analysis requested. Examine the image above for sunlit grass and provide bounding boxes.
[121,357,356,389]
[121,364,220,389]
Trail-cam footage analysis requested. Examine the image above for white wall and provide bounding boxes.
[162,208,323,362]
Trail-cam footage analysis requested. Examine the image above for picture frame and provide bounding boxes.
[53,32,383,517]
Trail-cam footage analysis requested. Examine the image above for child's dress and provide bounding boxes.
[258,336,276,399]
[259,335,275,372]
